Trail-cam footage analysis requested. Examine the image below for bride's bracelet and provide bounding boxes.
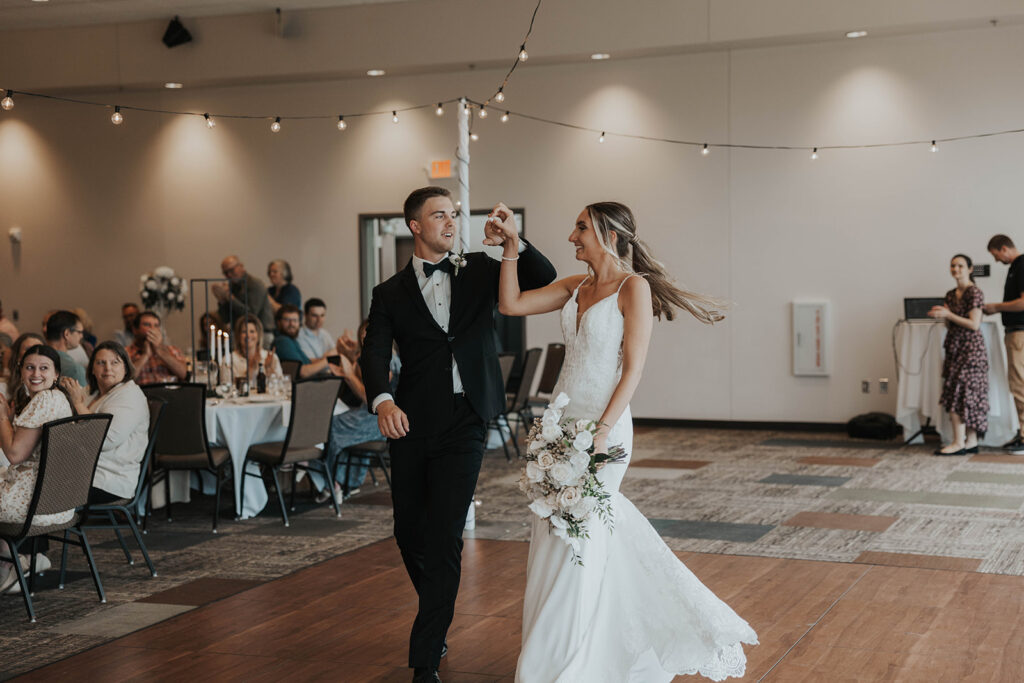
[502,255,520,262]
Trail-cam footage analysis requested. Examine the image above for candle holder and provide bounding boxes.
[189,277,246,398]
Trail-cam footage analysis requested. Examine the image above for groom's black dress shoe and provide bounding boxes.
[412,668,441,683]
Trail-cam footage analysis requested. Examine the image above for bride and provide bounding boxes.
[485,201,757,682]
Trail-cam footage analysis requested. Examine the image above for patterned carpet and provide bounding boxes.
[3,425,1024,679]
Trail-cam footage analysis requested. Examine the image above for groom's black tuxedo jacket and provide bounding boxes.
[360,242,556,437]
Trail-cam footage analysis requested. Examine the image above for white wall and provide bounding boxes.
[2,22,1023,422]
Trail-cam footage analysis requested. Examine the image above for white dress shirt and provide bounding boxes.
[372,253,465,413]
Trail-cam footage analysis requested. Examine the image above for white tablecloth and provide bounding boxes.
[151,396,346,519]
[895,320,1017,446]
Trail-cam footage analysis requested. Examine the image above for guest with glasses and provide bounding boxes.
[212,255,275,346]
[44,310,88,387]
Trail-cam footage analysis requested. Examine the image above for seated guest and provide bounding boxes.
[0,345,75,592]
[0,298,19,340]
[212,255,274,346]
[5,333,45,400]
[60,342,148,503]
[311,319,400,503]
[0,334,11,398]
[267,259,301,313]
[44,310,88,387]
[196,311,222,361]
[71,307,98,356]
[114,302,140,348]
[929,253,989,455]
[232,315,282,385]
[298,298,336,359]
[273,305,342,379]
[128,311,188,385]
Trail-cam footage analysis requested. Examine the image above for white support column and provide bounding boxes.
[457,97,471,253]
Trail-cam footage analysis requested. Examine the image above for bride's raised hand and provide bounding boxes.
[483,202,518,248]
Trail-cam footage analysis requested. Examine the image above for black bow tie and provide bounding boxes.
[423,258,453,277]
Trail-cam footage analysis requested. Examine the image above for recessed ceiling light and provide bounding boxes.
[31,0,49,3]
[845,30,868,38]
[367,69,386,77]
[164,82,183,89]
[591,53,610,60]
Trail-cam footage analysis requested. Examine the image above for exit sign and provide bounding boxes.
[430,160,452,179]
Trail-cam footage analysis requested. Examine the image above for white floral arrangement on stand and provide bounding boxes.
[140,266,187,314]
[519,392,627,566]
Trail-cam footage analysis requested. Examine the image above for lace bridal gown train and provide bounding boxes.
[515,277,758,683]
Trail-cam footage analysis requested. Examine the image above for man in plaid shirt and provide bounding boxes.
[127,311,188,385]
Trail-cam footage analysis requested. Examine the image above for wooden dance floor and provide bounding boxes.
[14,537,1024,682]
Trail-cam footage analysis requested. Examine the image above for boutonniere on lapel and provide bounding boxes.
[448,249,468,277]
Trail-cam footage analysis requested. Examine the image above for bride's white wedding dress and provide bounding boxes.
[515,276,758,683]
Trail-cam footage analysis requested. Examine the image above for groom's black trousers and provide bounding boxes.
[388,394,486,669]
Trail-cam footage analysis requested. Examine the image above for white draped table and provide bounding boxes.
[150,395,346,519]
[895,320,1017,446]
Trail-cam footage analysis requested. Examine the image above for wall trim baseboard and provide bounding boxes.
[633,418,848,432]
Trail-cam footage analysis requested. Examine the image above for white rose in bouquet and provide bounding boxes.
[569,495,597,520]
[542,408,560,426]
[536,452,556,470]
[550,462,578,487]
[549,514,568,531]
[572,430,594,452]
[528,438,546,453]
[542,421,562,441]
[552,392,570,410]
[574,418,592,433]
[569,450,590,475]
[528,498,554,519]
[557,486,582,509]
[526,461,545,483]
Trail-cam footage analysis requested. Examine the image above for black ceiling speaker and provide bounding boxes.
[162,16,192,48]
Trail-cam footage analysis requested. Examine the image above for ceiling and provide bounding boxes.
[0,0,410,30]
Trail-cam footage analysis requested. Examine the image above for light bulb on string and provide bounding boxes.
[519,45,529,61]
[810,147,818,160]
[337,115,347,130]
[501,111,509,123]
[204,113,215,128]
[270,117,281,133]
[598,131,606,143]
[1,90,13,111]
[470,132,479,141]
[435,103,444,116]
[701,144,709,156]
[111,106,123,125]
[495,88,505,103]
[930,140,938,152]
[479,106,488,119]
[462,102,469,115]
[392,110,399,124]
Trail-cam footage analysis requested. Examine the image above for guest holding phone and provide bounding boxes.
[928,253,988,455]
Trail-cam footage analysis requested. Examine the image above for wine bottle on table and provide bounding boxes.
[257,359,267,394]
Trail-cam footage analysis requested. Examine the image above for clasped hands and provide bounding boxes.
[483,202,519,254]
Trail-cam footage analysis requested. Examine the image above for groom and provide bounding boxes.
[360,187,556,682]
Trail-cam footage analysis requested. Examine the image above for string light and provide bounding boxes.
[479,106,488,119]
[1,90,13,110]
[519,45,529,61]
[436,102,444,116]
[501,111,510,123]
[204,113,215,128]
[392,110,399,123]
[810,147,818,160]
[930,140,938,152]
[111,106,123,125]
[337,115,347,130]
[701,143,709,156]
[270,116,281,133]
[598,131,605,143]
[462,102,470,115]
[495,88,505,103]
[471,132,479,141]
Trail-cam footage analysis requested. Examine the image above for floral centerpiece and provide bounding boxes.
[519,392,627,565]
[140,266,187,314]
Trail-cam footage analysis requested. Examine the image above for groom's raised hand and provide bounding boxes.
[482,202,515,246]
[376,400,410,439]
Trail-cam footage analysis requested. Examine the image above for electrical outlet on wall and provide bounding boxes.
[861,380,870,393]
[879,378,889,394]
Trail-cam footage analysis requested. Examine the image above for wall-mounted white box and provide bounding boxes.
[792,300,830,376]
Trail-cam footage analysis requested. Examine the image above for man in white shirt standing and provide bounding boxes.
[297,298,335,359]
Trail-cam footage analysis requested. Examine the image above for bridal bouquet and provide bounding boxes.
[518,392,627,566]
[140,266,187,313]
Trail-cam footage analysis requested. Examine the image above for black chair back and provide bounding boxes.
[131,398,167,503]
[498,352,517,389]
[12,414,112,538]
[280,360,301,382]
[509,348,543,413]
[284,376,343,451]
[536,343,565,395]
[140,383,213,465]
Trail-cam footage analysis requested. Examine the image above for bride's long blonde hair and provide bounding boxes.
[585,202,725,324]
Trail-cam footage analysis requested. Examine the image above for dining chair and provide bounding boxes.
[141,383,231,533]
[334,440,391,496]
[489,352,519,461]
[240,376,342,526]
[0,413,112,622]
[280,360,302,382]
[68,397,165,582]
[528,343,566,415]
[503,347,544,454]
